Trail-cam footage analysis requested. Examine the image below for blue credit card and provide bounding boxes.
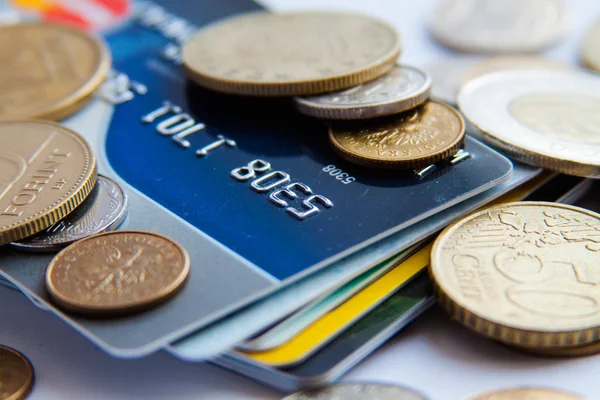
[0,0,511,356]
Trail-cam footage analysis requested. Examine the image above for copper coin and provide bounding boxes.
[0,345,34,400]
[45,231,190,315]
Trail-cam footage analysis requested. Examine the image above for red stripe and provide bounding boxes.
[44,6,91,29]
[90,0,130,15]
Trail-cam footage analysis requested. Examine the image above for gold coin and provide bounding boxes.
[459,56,572,88]
[46,231,190,315]
[328,100,465,169]
[511,339,600,358]
[182,12,401,96]
[0,345,34,400]
[0,121,97,245]
[580,19,600,72]
[0,23,110,121]
[466,387,582,400]
[430,202,600,349]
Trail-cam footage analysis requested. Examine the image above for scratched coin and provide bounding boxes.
[429,0,569,53]
[580,18,600,72]
[283,383,429,400]
[422,56,481,105]
[182,12,401,96]
[0,345,34,400]
[0,23,110,121]
[11,175,127,252]
[459,69,600,178]
[465,387,582,400]
[0,121,96,245]
[295,65,431,120]
[329,100,465,169]
[430,202,600,349]
[45,231,190,315]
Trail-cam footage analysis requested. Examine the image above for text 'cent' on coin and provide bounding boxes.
[10,175,128,252]
[0,23,110,121]
[182,11,402,96]
[45,231,190,315]
[295,65,431,120]
[0,120,97,245]
[328,100,465,169]
[430,202,600,349]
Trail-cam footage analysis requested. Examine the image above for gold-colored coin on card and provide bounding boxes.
[46,231,190,315]
[465,387,582,400]
[0,23,110,121]
[0,345,34,400]
[0,121,96,245]
[430,202,600,349]
[182,12,401,96]
[328,100,465,169]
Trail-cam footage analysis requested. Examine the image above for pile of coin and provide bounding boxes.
[182,11,467,170]
[0,23,190,318]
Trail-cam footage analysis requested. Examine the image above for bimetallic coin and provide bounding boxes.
[11,175,127,252]
[0,121,96,245]
[0,345,34,400]
[0,23,110,121]
[458,70,600,178]
[580,19,600,72]
[46,231,190,315]
[466,387,582,400]
[459,56,573,88]
[430,202,600,349]
[423,56,481,105]
[429,0,569,53]
[182,12,401,96]
[295,65,431,119]
[329,100,465,169]
[283,383,429,400]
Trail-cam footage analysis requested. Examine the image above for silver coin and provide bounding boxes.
[422,56,481,105]
[429,0,569,53]
[294,65,431,119]
[458,69,600,178]
[283,383,429,400]
[11,175,128,252]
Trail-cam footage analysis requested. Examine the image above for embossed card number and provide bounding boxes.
[231,159,334,221]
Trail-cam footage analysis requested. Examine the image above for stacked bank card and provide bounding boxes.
[0,0,588,392]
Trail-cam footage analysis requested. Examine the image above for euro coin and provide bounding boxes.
[283,383,429,400]
[329,100,465,169]
[0,345,34,400]
[46,231,190,315]
[580,18,600,72]
[430,202,600,349]
[458,69,600,178]
[429,0,569,53]
[182,12,401,96]
[0,121,96,245]
[11,175,128,252]
[295,65,431,120]
[465,387,582,400]
[0,23,110,121]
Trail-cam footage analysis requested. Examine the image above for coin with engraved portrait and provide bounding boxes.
[0,121,97,245]
[182,12,401,96]
[0,345,34,400]
[430,202,600,349]
[458,69,600,178]
[283,383,429,400]
[465,387,582,400]
[329,100,465,169]
[0,23,110,121]
[429,0,569,53]
[295,65,431,119]
[11,175,127,252]
[45,231,190,315]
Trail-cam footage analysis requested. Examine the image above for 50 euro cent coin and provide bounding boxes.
[430,202,600,349]
[0,121,96,245]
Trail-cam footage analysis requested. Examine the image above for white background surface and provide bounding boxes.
[1,0,600,399]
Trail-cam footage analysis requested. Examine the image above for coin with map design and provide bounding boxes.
[430,202,600,349]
